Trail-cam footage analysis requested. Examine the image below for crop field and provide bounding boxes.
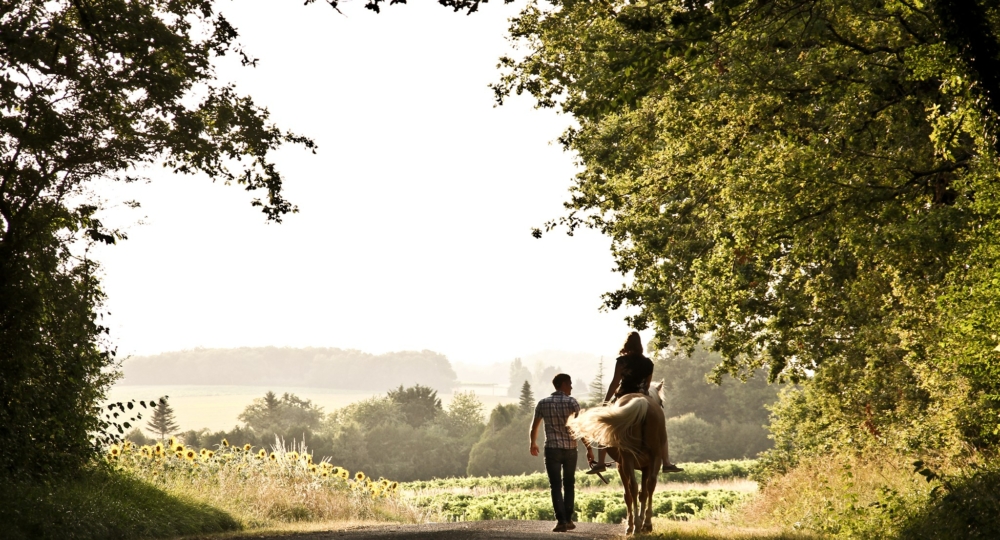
[400,460,756,493]
[400,461,756,524]
[409,488,747,523]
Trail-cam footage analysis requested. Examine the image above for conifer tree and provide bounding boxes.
[146,397,179,441]
[519,381,535,413]
[588,356,606,405]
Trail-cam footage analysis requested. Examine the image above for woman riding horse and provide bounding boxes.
[586,332,683,475]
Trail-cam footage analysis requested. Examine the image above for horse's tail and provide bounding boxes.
[567,398,649,458]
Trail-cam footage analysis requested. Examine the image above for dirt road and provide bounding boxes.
[236,521,624,540]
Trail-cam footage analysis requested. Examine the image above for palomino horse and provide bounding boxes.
[567,382,666,534]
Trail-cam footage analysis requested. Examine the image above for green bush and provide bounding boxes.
[894,462,1000,539]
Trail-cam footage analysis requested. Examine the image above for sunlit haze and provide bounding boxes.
[94,0,648,367]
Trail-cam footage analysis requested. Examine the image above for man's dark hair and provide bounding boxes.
[552,373,572,389]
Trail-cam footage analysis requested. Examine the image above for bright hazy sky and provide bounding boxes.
[94,0,648,366]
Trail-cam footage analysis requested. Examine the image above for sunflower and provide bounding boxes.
[200,448,208,457]
[173,443,184,453]
[221,438,229,447]
[269,452,277,461]
[153,442,164,456]
[321,472,329,478]
[309,465,318,473]
[340,470,349,480]
[108,444,120,458]
[355,471,365,482]
[286,451,299,461]
[258,449,267,459]
[243,443,252,452]
[185,449,196,461]
[390,481,398,490]
[168,436,178,447]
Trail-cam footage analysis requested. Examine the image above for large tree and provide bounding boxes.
[497,0,1000,461]
[0,0,312,477]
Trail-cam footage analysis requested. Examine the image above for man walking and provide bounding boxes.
[530,373,593,532]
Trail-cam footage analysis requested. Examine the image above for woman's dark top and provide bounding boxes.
[614,353,654,398]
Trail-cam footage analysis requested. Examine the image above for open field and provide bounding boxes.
[106,384,518,433]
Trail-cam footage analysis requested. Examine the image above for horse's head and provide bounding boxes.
[649,380,665,408]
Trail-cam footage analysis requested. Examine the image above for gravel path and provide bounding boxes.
[235,521,624,540]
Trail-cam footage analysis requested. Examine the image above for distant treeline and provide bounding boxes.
[121,347,458,392]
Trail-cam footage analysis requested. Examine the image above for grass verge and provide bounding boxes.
[640,519,820,539]
[0,467,238,540]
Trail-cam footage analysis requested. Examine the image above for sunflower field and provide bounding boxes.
[106,437,417,527]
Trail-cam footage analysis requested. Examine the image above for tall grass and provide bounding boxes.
[111,437,421,528]
[734,453,932,537]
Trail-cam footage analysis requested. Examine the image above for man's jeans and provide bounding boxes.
[544,447,577,523]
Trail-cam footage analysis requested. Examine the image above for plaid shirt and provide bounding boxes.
[533,391,581,449]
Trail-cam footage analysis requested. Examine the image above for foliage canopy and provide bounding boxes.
[0,0,312,477]
[497,0,1000,459]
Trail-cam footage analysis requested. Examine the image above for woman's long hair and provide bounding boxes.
[620,331,643,356]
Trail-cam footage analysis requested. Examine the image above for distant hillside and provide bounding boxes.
[120,347,458,392]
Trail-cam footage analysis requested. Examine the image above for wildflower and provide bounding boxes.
[258,449,267,459]
[200,448,208,457]
[244,443,252,452]
[169,436,178,447]
[269,452,277,461]
[307,455,313,465]
[221,438,230,447]
[108,444,120,458]
[355,471,365,482]
[390,481,398,490]
[173,443,184,453]
[207,450,214,458]
[309,465,318,474]
[153,442,164,456]
[340,470,349,480]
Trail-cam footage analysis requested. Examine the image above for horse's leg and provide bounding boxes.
[641,455,661,533]
[619,461,636,535]
[620,467,632,535]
